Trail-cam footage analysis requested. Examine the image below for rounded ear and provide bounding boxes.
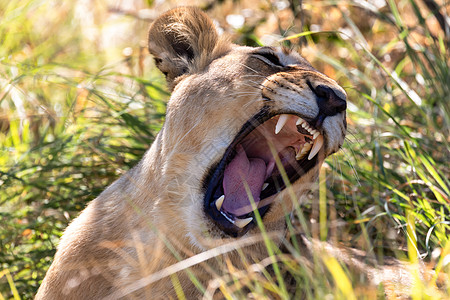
[148,7,223,87]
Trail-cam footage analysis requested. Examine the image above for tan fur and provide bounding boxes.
[36,7,422,299]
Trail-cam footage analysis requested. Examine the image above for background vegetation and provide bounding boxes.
[0,0,448,299]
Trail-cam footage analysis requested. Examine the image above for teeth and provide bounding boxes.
[215,195,224,211]
[305,142,312,149]
[308,134,323,160]
[262,183,269,191]
[296,151,305,160]
[296,117,304,125]
[275,114,289,134]
[313,131,320,139]
[296,143,312,160]
[234,217,253,228]
[215,197,253,229]
[220,210,236,224]
[301,122,307,128]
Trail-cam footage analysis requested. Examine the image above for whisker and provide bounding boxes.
[344,129,361,147]
[224,90,260,97]
[241,74,269,80]
[237,62,263,75]
[239,82,265,91]
[336,155,350,206]
[341,147,361,186]
[344,137,354,149]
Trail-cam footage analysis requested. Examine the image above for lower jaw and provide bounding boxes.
[204,155,322,238]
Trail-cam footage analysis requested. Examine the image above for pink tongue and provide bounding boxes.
[222,145,266,216]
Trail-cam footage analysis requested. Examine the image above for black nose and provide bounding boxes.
[311,84,347,116]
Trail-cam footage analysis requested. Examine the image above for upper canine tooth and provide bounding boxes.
[296,117,304,125]
[313,131,320,139]
[235,217,253,228]
[308,134,323,160]
[215,195,225,211]
[262,183,269,191]
[275,114,289,134]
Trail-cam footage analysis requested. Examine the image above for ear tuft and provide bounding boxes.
[148,7,227,88]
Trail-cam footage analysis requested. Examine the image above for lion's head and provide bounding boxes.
[147,7,346,250]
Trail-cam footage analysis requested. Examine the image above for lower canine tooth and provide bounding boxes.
[296,143,311,160]
[262,183,269,190]
[215,195,224,211]
[303,144,312,153]
[296,151,306,160]
[275,114,289,134]
[308,134,323,160]
[235,217,253,228]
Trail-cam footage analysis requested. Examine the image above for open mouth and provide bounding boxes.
[203,109,325,237]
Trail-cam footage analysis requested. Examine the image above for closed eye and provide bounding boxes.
[254,51,283,67]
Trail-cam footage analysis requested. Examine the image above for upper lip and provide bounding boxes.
[203,107,326,237]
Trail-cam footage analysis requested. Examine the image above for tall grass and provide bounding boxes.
[0,0,448,299]
[0,1,165,297]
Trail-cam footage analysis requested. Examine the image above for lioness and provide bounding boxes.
[36,6,350,299]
